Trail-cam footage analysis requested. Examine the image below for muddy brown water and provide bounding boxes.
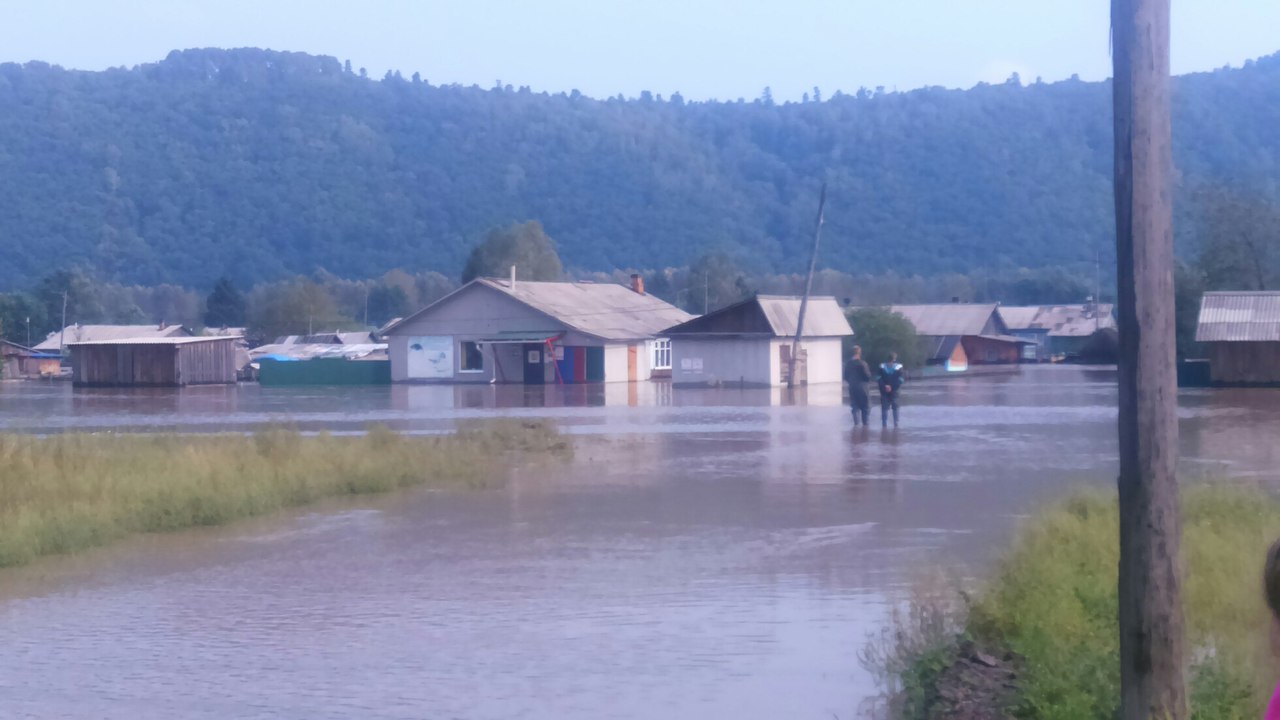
[1,366,1277,719]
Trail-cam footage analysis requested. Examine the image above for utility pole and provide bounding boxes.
[788,182,827,389]
[59,290,67,357]
[1096,247,1103,332]
[1112,1,1185,718]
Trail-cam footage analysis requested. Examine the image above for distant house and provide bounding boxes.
[663,295,852,387]
[1195,291,1280,386]
[1,340,36,379]
[886,303,1025,371]
[999,303,1116,360]
[34,324,190,356]
[383,275,693,384]
[66,336,240,387]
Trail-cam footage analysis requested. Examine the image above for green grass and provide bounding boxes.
[868,486,1280,719]
[0,419,570,568]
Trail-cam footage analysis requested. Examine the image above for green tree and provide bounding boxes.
[846,307,924,369]
[686,252,752,313]
[33,269,107,335]
[1194,187,1280,291]
[1174,261,1206,360]
[205,277,247,328]
[0,292,44,345]
[247,279,354,341]
[366,284,410,326]
[461,221,564,283]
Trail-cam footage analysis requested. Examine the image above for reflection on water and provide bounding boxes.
[0,366,1278,719]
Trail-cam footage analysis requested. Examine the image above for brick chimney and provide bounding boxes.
[630,273,645,295]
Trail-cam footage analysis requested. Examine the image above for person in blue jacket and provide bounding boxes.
[877,352,905,428]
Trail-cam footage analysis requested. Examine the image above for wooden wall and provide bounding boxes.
[73,340,236,387]
[1208,342,1280,385]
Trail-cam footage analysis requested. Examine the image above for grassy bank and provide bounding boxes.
[0,420,570,568]
[867,486,1280,719]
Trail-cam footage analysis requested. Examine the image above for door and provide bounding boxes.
[627,344,638,382]
[522,343,545,384]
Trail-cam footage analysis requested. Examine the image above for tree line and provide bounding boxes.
[2,48,1280,292]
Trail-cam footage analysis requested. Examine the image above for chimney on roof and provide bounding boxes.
[630,273,645,295]
[510,265,516,288]
[159,320,166,330]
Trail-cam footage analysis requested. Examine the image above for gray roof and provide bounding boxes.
[34,324,190,352]
[887,304,999,337]
[387,278,695,342]
[663,295,852,338]
[66,335,240,347]
[1196,291,1280,342]
[998,304,1116,337]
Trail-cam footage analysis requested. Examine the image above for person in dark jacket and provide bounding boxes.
[843,345,872,426]
[878,352,905,427]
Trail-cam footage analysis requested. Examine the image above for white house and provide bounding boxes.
[663,295,853,387]
[382,275,693,384]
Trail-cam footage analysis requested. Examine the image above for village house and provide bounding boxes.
[1195,291,1280,386]
[886,303,1025,372]
[382,275,692,384]
[34,323,191,356]
[998,303,1116,361]
[66,335,240,387]
[663,295,852,387]
[0,340,55,379]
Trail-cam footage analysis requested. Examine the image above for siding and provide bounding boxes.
[1208,342,1280,385]
[72,339,236,387]
[672,338,773,387]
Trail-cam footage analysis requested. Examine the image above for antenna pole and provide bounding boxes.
[788,181,827,389]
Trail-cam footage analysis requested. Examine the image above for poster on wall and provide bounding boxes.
[406,336,454,379]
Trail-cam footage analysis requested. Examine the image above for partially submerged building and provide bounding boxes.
[663,295,852,387]
[886,303,1025,371]
[34,323,191,357]
[383,276,693,384]
[66,335,240,387]
[1195,291,1280,386]
[0,340,53,379]
[998,303,1116,361]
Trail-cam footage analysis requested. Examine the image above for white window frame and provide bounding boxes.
[459,340,485,373]
[651,338,672,371]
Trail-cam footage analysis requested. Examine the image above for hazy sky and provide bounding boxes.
[4,1,1279,101]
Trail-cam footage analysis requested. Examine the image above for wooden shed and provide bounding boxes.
[67,336,240,387]
[1195,291,1280,386]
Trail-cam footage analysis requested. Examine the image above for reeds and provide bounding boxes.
[0,419,570,568]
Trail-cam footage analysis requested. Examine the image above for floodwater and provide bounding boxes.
[1,366,1278,719]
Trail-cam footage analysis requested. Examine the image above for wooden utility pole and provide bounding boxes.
[787,182,827,389]
[1111,0,1186,718]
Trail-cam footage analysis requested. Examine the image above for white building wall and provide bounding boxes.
[671,338,773,387]
[604,343,630,382]
[803,337,845,384]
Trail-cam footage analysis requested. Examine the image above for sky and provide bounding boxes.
[3,1,1279,102]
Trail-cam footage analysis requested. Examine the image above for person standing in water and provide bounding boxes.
[843,345,872,426]
[878,352,905,428]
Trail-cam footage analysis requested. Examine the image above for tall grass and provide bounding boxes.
[0,420,570,568]
[867,486,1280,719]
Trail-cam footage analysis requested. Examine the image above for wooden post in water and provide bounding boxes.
[1111,0,1186,717]
[787,182,827,389]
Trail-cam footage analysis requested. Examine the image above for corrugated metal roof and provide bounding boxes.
[887,304,999,337]
[35,324,191,351]
[476,278,695,341]
[662,295,852,338]
[757,296,854,337]
[1196,291,1280,342]
[250,342,387,360]
[389,278,694,342]
[67,335,241,347]
[999,304,1115,337]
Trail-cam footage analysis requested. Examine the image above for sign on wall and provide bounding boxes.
[406,336,453,379]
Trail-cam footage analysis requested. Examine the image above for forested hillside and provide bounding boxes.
[2,47,1279,289]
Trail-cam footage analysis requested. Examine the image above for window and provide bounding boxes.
[651,338,672,371]
[460,341,484,372]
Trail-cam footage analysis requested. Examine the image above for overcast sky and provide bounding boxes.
[4,1,1278,101]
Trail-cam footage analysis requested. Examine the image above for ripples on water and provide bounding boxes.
[0,366,1277,719]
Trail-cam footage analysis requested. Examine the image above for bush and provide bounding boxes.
[847,307,925,369]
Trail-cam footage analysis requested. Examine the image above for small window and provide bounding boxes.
[460,341,484,372]
[651,338,672,371]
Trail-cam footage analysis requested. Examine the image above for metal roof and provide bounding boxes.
[886,304,999,337]
[1196,291,1280,342]
[999,304,1116,337]
[663,295,852,338]
[387,278,695,342]
[250,342,387,360]
[34,324,190,351]
[66,335,241,347]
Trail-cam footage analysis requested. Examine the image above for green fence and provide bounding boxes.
[258,358,391,386]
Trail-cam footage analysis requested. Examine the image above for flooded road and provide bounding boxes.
[1,366,1278,719]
